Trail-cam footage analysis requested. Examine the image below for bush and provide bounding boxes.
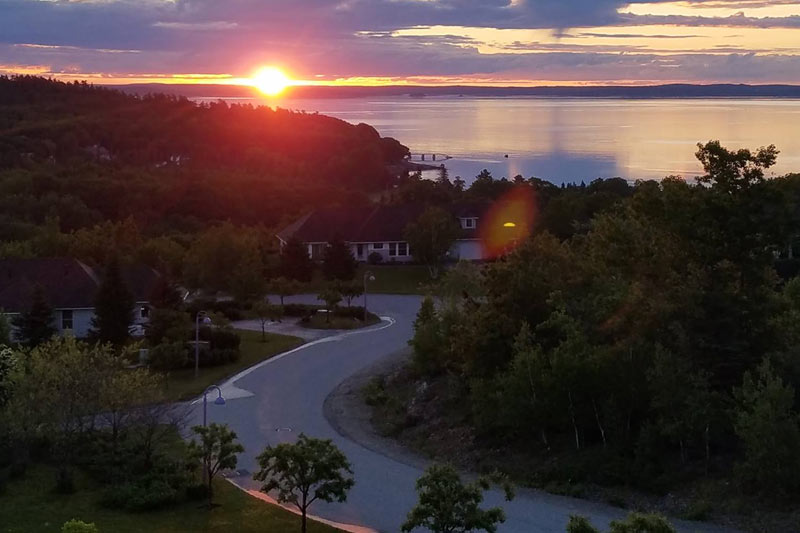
[609,512,676,533]
[282,303,322,317]
[567,515,600,533]
[186,299,245,321]
[199,326,240,350]
[99,455,194,512]
[101,480,178,512]
[368,251,383,265]
[145,309,191,345]
[201,348,240,367]
[149,342,188,371]
[62,519,99,533]
[333,306,368,319]
[186,482,209,501]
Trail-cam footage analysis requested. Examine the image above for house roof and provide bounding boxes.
[0,258,160,313]
[277,202,490,244]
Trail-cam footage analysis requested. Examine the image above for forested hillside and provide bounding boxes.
[0,76,408,240]
[377,143,800,531]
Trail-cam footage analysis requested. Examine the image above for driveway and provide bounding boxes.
[193,294,734,533]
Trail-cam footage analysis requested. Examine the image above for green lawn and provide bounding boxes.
[163,330,303,401]
[0,465,343,533]
[356,264,433,294]
[306,264,432,295]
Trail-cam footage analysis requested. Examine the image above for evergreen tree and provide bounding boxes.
[0,311,11,346]
[280,238,314,282]
[90,257,134,346]
[322,237,357,281]
[148,276,184,310]
[11,285,56,347]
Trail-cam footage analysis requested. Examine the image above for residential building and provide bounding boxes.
[0,257,160,340]
[277,203,490,262]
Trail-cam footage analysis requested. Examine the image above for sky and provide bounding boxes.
[2,0,800,86]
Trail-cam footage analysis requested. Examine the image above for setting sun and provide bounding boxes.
[252,67,291,96]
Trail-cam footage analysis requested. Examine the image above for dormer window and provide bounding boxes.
[460,217,477,229]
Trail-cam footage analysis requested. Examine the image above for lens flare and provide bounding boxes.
[479,186,537,258]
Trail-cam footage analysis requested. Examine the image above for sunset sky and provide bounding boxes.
[2,0,800,86]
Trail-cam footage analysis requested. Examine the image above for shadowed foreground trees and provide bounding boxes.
[402,464,514,533]
[188,423,244,508]
[11,285,55,347]
[253,434,354,533]
[401,143,800,505]
[90,256,135,347]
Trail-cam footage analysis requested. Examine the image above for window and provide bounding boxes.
[398,242,408,256]
[461,217,476,229]
[357,244,365,257]
[61,310,73,330]
[140,306,150,319]
[389,243,397,256]
[372,243,384,249]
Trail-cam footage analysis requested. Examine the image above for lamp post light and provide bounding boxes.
[195,311,212,378]
[363,270,376,320]
[202,385,226,427]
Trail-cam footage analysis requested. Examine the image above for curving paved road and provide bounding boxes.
[193,294,734,533]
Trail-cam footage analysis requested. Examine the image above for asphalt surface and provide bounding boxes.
[190,294,735,533]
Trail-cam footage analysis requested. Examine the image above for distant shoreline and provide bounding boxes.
[115,83,800,100]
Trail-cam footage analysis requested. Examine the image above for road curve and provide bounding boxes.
[195,294,734,533]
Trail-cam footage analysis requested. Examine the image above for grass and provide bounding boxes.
[306,264,433,295]
[302,312,381,330]
[356,264,433,294]
[0,465,343,533]
[163,329,303,401]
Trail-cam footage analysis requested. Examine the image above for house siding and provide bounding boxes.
[451,240,484,261]
[5,304,150,341]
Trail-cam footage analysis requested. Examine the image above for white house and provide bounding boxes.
[276,202,491,263]
[0,258,159,340]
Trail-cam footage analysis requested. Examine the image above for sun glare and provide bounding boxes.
[252,67,291,96]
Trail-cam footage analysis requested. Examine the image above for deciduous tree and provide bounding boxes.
[269,276,302,307]
[253,434,354,533]
[404,206,461,278]
[188,423,244,507]
[402,464,512,533]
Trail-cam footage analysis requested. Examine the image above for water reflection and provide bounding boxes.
[199,96,800,185]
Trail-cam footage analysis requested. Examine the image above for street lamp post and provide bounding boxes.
[195,311,212,378]
[363,270,375,320]
[202,385,226,427]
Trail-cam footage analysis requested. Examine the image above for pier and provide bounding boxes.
[407,153,452,162]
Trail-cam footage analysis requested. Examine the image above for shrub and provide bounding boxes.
[363,376,389,406]
[368,251,383,265]
[186,482,209,501]
[567,515,600,533]
[187,299,245,321]
[333,306,368,319]
[149,342,188,371]
[199,326,240,350]
[203,348,239,367]
[101,480,178,512]
[145,309,190,345]
[282,303,322,317]
[62,519,99,533]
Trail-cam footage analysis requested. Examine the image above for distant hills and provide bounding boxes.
[115,83,800,99]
